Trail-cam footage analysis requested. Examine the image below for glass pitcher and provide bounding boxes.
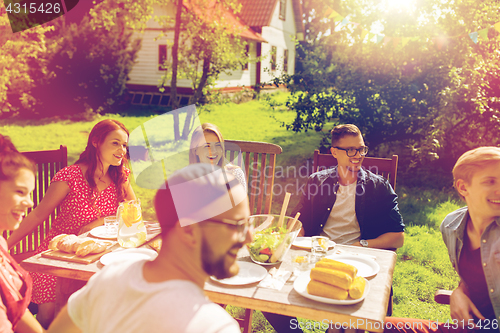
[116,199,147,248]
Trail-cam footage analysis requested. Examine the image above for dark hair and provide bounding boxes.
[0,134,36,181]
[331,124,362,147]
[75,119,129,202]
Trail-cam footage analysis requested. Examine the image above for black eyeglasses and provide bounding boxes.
[334,146,369,157]
[204,218,251,242]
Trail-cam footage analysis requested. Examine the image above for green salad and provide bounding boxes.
[248,225,290,263]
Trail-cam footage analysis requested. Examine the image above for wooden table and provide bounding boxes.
[21,242,395,332]
[205,245,396,333]
[20,226,162,281]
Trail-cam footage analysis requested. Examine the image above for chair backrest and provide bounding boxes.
[225,140,282,215]
[5,145,68,260]
[313,149,399,190]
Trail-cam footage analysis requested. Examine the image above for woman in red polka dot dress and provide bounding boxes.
[7,119,136,328]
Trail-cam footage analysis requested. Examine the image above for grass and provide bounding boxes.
[0,93,464,331]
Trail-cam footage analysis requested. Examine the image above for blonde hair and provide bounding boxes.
[189,123,226,167]
[453,146,500,198]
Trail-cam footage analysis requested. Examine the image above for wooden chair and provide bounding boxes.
[225,140,283,215]
[4,145,68,261]
[313,149,399,190]
[223,140,282,333]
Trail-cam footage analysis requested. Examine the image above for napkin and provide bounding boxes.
[258,268,292,291]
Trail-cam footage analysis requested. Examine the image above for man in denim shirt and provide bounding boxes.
[265,125,404,333]
[441,147,500,328]
[295,124,405,249]
[385,146,500,332]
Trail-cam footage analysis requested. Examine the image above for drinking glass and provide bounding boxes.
[291,253,311,276]
[104,216,118,236]
[311,236,329,261]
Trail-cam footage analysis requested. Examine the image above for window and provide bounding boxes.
[271,46,277,71]
[242,44,250,70]
[283,49,288,73]
[279,0,286,20]
[158,45,167,71]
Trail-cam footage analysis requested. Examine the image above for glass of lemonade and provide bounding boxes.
[311,236,329,261]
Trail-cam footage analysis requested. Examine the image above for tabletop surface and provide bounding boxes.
[21,238,396,332]
[205,245,396,332]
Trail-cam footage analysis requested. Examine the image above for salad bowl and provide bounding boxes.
[247,214,302,265]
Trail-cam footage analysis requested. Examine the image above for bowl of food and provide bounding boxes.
[247,214,302,265]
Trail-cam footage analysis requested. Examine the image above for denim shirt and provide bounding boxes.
[440,207,500,323]
[292,166,404,242]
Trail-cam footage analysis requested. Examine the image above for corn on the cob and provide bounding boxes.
[348,276,366,299]
[315,258,358,279]
[307,280,348,300]
[310,267,352,290]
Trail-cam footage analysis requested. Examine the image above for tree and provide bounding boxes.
[0,13,52,117]
[274,0,500,186]
[26,13,141,118]
[91,0,248,139]
[157,0,246,104]
[170,0,183,140]
[153,0,247,139]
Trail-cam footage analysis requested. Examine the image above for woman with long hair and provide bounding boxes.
[0,134,44,332]
[7,119,136,328]
[189,123,247,191]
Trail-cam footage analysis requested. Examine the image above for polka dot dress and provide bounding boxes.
[31,164,129,304]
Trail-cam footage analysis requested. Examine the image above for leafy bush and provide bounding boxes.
[398,187,462,228]
[24,15,141,118]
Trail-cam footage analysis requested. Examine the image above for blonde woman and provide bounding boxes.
[189,123,247,191]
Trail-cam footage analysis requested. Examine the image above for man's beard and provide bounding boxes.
[201,237,243,280]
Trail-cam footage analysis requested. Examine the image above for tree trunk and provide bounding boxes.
[181,49,212,140]
[171,0,183,140]
[191,50,212,105]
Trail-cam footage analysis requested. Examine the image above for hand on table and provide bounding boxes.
[450,283,485,328]
[78,217,105,235]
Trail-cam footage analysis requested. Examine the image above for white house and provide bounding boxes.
[126,0,304,106]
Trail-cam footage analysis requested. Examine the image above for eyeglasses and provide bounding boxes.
[204,218,251,242]
[334,146,369,157]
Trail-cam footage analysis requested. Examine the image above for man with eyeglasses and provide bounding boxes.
[264,124,404,332]
[294,123,404,249]
[48,164,251,333]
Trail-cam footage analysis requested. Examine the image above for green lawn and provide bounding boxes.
[0,94,462,331]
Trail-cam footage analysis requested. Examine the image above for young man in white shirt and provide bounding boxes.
[48,164,251,333]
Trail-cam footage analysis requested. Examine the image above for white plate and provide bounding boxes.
[210,262,267,285]
[89,226,116,240]
[99,248,158,266]
[324,254,380,278]
[292,237,335,250]
[293,271,370,305]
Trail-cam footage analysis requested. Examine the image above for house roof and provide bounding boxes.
[239,0,304,40]
[239,0,278,28]
[183,0,266,43]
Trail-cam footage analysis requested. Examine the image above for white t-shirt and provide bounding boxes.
[320,182,361,244]
[68,260,240,333]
